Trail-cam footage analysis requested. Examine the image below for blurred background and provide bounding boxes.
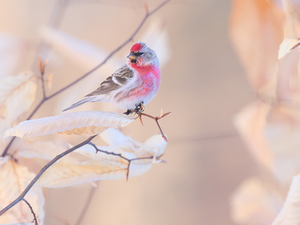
[3,0,298,224]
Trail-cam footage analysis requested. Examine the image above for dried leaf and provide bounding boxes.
[272,174,300,224]
[1,223,36,225]
[5,111,134,138]
[100,128,143,152]
[0,34,31,79]
[0,158,44,225]
[0,71,37,132]
[234,102,273,171]
[45,73,53,90]
[278,38,300,59]
[230,0,284,89]
[231,177,283,225]
[39,26,122,71]
[36,159,128,188]
[37,130,167,188]
[13,140,77,162]
[276,49,300,102]
[235,101,300,184]
[139,19,171,68]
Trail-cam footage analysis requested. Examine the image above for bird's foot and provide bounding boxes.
[135,102,145,114]
[123,102,145,115]
[124,109,132,115]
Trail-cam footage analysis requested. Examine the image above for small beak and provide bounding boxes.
[127,54,137,60]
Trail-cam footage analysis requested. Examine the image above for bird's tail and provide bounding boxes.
[63,96,97,111]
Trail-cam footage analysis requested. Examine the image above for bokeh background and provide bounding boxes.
[2,0,289,224]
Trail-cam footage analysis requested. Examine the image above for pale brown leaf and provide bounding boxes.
[0,71,37,132]
[0,158,44,225]
[36,159,128,188]
[0,35,31,79]
[37,130,167,188]
[231,177,283,225]
[39,26,121,71]
[13,140,77,162]
[235,101,300,184]
[5,111,134,138]
[45,73,53,90]
[230,0,284,89]
[272,174,300,225]
[278,38,300,59]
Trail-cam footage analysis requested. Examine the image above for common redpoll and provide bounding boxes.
[63,42,160,114]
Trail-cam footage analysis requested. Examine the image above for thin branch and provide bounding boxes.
[0,134,163,217]
[46,0,171,100]
[74,186,96,225]
[23,198,38,225]
[170,132,238,144]
[0,0,170,158]
[88,142,158,181]
[0,135,97,217]
[137,110,171,142]
[1,98,46,157]
[39,58,47,99]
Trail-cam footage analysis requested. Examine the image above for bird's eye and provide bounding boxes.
[134,52,144,56]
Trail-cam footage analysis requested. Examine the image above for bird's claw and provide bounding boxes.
[135,102,145,114]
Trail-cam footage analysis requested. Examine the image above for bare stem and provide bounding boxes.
[138,111,171,142]
[23,198,38,225]
[46,0,171,100]
[74,186,96,225]
[88,143,158,180]
[39,58,47,99]
[0,135,97,217]
[0,0,170,157]
[0,134,164,217]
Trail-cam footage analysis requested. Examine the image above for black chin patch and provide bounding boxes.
[131,59,137,64]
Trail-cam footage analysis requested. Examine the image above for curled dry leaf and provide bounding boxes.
[278,38,300,59]
[100,128,145,152]
[0,34,32,79]
[0,71,37,132]
[39,26,122,71]
[5,111,134,138]
[231,177,283,225]
[0,157,44,225]
[230,0,284,89]
[235,101,300,184]
[139,19,171,68]
[45,73,53,90]
[1,222,36,225]
[13,140,77,163]
[272,174,300,225]
[36,129,167,188]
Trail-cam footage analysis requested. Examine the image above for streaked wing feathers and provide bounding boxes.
[86,65,134,97]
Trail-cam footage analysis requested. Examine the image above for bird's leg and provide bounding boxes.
[123,102,145,115]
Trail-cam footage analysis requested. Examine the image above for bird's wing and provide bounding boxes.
[85,65,134,97]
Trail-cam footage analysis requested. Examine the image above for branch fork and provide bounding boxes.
[88,142,164,181]
[136,109,171,142]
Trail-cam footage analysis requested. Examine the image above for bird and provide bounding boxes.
[63,42,160,114]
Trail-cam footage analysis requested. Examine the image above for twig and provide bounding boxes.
[0,0,170,158]
[74,186,96,225]
[170,132,238,144]
[23,199,38,225]
[137,110,171,142]
[39,58,47,99]
[88,142,159,181]
[46,0,171,100]
[0,135,97,217]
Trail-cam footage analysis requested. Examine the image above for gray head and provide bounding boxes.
[127,42,159,67]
